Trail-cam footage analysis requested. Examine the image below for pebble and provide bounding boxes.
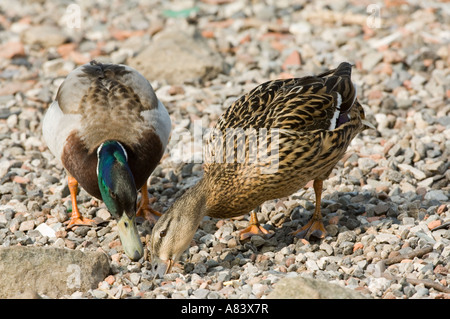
[362,52,384,71]
[42,59,74,78]
[0,41,25,59]
[0,0,448,301]
[21,25,68,48]
[397,164,427,181]
[424,190,449,202]
[91,289,108,299]
[96,209,111,221]
[19,220,35,232]
[358,158,377,174]
[193,288,210,299]
[129,273,141,286]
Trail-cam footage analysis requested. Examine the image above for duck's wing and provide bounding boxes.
[202,64,368,218]
[216,62,357,133]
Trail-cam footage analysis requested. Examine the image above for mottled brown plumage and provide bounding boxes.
[44,61,171,200]
[150,62,371,274]
[56,61,160,153]
[42,61,171,260]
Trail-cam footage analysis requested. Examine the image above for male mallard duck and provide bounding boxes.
[42,61,171,261]
[150,62,372,274]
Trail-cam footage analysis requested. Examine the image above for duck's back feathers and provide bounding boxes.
[216,62,357,134]
[54,61,167,153]
[42,61,171,198]
[57,61,158,115]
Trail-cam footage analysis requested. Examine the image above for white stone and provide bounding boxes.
[368,277,391,295]
[96,208,111,221]
[397,164,426,180]
[289,22,312,35]
[305,260,319,271]
[36,223,56,238]
[376,233,401,245]
[129,273,141,286]
[52,237,65,248]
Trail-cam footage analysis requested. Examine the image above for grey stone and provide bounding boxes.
[411,287,429,298]
[91,289,108,299]
[21,25,67,48]
[376,233,401,245]
[341,241,355,255]
[74,226,90,237]
[423,161,446,175]
[374,202,390,216]
[268,276,369,299]
[200,233,215,247]
[388,144,403,157]
[336,231,356,244]
[397,164,426,180]
[358,158,377,173]
[129,28,223,84]
[386,170,403,183]
[42,59,74,78]
[417,177,434,188]
[250,235,265,248]
[362,52,383,71]
[424,190,448,201]
[0,246,110,298]
[410,73,427,85]
[193,263,208,274]
[368,277,391,296]
[305,260,319,271]
[207,291,220,299]
[437,116,450,127]
[193,288,210,299]
[129,273,141,286]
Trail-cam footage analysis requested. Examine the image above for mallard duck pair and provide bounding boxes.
[43,61,371,271]
[42,61,171,261]
[150,62,373,275]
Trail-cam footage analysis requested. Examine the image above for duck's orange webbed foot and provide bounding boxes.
[66,175,95,229]
[291,218,326,240]
[67,216,96,228]
[136,183,161,225]
[292,179,327,240]
[239,211,270,240]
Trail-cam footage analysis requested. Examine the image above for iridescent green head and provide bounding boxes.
[97,140,143,261]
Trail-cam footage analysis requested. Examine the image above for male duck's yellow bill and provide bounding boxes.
[117,214,144,261]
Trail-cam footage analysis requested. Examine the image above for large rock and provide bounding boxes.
[268,276,370,299]
[129,28,223,84]
[0,246,110,298]
[21,25,68,48]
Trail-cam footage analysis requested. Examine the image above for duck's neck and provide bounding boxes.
[96,140,129,176]
[176,177,210,225]
[96,141,135,213]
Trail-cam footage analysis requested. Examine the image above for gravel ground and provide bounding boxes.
[0,0,449,299]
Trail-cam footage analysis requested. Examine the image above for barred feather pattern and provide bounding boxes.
[56,61,159,153]
[201,62,367,218]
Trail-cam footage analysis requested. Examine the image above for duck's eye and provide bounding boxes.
[109,190,117,199]
[160,230,167,238]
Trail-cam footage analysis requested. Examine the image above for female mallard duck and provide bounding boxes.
[150,62,373,274]
[42,61,171,261]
